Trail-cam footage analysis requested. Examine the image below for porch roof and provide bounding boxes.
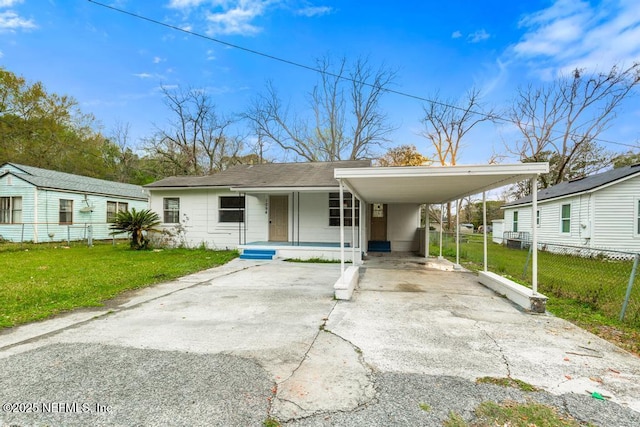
[334,163,549,204]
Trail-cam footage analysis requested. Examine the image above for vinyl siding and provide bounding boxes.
[501,174,640,252]
[0,173,148,243]
[592,176,640,251]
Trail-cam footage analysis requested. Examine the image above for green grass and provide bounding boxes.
[476,376,539,392]
[431,234,640,355]
[443,400,594,427]
[0,241,238,328]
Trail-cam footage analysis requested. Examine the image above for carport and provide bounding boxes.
[333,163,550,311]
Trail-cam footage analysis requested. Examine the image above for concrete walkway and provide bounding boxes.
[1,256,639,426]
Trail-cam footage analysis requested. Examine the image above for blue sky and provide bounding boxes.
[1,0,639,164]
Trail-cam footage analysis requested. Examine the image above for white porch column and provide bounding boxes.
[424,203,429,258]
[361,201,367,257]
[351,192,356,264]
[483,191,488,272]
[531,175,538,295]
[339,180,345,282]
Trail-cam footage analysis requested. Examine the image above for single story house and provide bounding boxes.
[0,163,149,243]
[144,160,423,261]
[501,164,640,253]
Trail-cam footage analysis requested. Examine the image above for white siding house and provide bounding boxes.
[501,164,640,252]
[145,161,422,261]
[0,163,148,243]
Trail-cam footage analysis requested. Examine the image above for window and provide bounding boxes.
[536,210,540,227]
[329,192,360,227]
[0,196,22,224]
[512,211,518,232]
[59,199,73,224]
[163,198,180,223]
[219,196,245,223]
[107,201,129,222]
[561,204,571,233]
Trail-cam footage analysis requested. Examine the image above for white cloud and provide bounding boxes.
[468,29,490,43]
[153,56,164,64]
[206,49,216,60]
[205,1,268,36]
[296,6,332,17]
[167,0,209,8]
[512,0,640,76]
[451,30,462,39]
[133,73,153,79]
[0,10,36,32]
[0,0,24,7]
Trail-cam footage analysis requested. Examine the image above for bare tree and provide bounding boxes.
[420,88,495,228]
[145,86,243,176]
[508,64,640,194]
[245,56,396,161]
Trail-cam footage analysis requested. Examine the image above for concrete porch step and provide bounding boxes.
[240,249,277,260]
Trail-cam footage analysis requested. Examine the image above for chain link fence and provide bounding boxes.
[428,231,640,330]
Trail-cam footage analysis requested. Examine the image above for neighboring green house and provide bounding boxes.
[501,164,640,252]
[0,163,148,243]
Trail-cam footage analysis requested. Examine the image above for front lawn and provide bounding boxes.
[0,241,238,328]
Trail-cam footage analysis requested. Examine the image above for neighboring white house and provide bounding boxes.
[501,164,640,252]
[145,160,423,261]
[0,163,149,243]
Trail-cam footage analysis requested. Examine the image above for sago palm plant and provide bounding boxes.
[109,208,161,250]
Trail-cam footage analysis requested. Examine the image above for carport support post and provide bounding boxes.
[455,199,460,268]
[424,203,429,258]
[531,175,538,295]
[438,203,444,259]
[483,191,487,272]
[339,180,346,282]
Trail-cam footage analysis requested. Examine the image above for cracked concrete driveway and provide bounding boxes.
[1,256,640,426]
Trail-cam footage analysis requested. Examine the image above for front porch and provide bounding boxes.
[238,241,360,262]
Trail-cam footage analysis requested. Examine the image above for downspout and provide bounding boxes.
[483,191,488,272]
[339,180,345,282]
[531,175,538,295]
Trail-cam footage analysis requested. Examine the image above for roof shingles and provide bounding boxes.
[1,163,147,200]
[505,164,640,207]
[145,160,372,189]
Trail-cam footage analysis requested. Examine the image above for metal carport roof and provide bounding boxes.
[334,163,550,204]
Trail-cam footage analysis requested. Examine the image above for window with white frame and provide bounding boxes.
[561,204,571,233]
[512,211,518,232]
[329,192,359,227]
[0,196,22,224]
[163,198,180,223]
[59,199,73,225]
[219,196,245,223]
[107,201,129,222]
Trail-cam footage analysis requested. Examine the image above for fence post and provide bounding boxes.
[620,253,639,322]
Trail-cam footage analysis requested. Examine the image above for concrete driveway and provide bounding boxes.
[1,256,639,426]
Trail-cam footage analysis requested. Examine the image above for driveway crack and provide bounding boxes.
[478,324,512,378]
